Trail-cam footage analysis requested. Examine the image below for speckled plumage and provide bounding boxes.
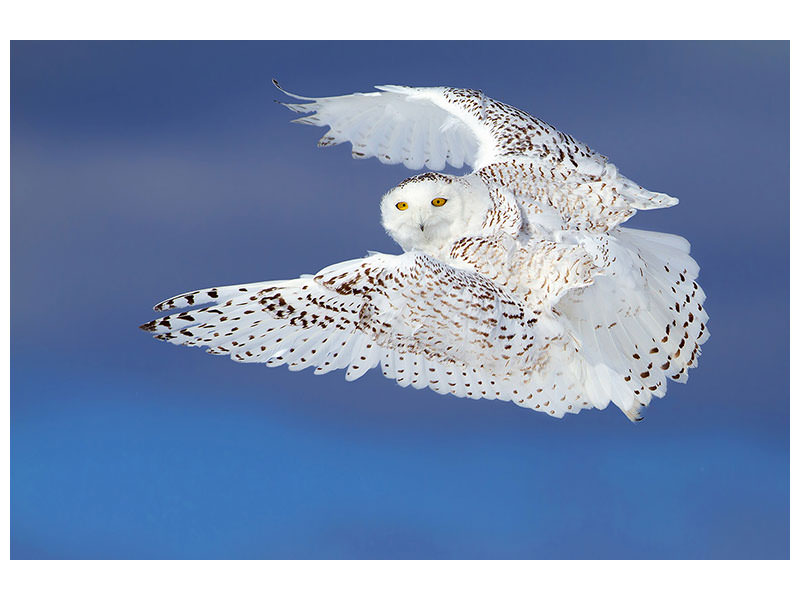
[141,83,709,421]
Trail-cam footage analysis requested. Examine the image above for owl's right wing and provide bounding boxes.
[276,82,677,232]
[277,81,637,172]
[140,252,611,418]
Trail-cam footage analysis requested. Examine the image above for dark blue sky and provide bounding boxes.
[11,41,788,559]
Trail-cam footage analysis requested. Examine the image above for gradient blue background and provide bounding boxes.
[11,41,788,559]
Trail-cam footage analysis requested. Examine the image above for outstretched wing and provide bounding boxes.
[276,81,678,231]
[141,252,611,418]
[275,80,594,171]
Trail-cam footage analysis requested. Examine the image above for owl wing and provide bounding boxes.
[552,227,710,420]
[140,251,613,418]
[278,80,597,171]
[276,81,676,228]
[476,159,679,233]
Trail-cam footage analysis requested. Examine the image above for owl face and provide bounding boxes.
[380,173,489,254]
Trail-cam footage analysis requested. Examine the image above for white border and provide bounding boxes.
[1,0,797,40]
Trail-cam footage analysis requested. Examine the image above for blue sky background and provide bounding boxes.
[11,41,788,559]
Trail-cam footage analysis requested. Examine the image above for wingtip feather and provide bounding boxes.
[272,79,315,101]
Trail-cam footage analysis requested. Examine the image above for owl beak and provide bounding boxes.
[419,224,425,232]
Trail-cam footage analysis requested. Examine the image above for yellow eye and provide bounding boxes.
[431,197,447,207]
[395,202,408,211]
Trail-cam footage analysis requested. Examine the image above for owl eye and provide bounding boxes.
[395,202,409,211]
[431,197,447,207]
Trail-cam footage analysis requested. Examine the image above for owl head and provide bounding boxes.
[380,173,489,254]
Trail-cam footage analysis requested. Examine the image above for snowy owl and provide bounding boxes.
[140,82,709,421]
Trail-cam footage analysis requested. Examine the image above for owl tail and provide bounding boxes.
[559,227,710,421]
